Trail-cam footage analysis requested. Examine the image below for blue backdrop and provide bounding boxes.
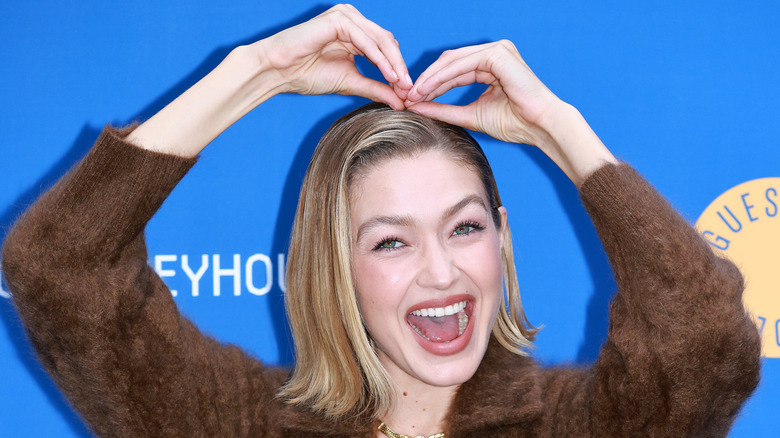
[1,1,778,435]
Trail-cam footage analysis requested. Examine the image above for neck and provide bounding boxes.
[378,374,458,437]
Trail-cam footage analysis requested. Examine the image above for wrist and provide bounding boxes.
[218,43,285,108]
[534,101,617,187]
[533,100,581,145]
[243,40,293,96]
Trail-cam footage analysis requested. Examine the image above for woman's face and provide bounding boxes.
[350,150,506,391]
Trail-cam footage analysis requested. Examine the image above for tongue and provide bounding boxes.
[407,312,461,343]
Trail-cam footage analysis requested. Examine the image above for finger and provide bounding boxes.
[415,69,499,105]
[408,44,490,101]
[315,6,397,84]
[372,32,412,90]
[341,73,406,110]
[327,5,410,89]
[410,60,498,108]
[374,34,412,90]
[338,4,412,89]
[406,101,477,130]
[410,40,524,104]
[331,19,398,85]
[392,82,410,101]
[412,51,495,102]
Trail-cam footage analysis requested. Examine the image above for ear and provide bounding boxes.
[497,206,508,249]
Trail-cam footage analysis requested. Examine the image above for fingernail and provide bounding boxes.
[405,73,413,87]
[390,69,399,81]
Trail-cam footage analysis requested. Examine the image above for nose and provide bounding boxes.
[415,239,459,290]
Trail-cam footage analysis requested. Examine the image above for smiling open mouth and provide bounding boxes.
[406,300,471,343]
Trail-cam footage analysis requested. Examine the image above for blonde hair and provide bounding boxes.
[278,103,536,420]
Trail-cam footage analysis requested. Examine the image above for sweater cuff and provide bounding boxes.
[95,124,198,173]
[577,162,715,283]
[49,125,198,260]
[579,162,636,205]
[577,162,663,244]
[65,124,197,213]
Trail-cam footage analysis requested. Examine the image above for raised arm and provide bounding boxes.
[405,40,615,186]
[1,5,411,436]
[405,41,760,435]
[128,4,412,157]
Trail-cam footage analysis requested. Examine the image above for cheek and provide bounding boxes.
[459,239,504,302]
[353,256,410,316]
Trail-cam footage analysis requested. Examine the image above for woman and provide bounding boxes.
[1,5,760,437]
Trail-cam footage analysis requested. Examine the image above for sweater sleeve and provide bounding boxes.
[1,127,275,437]
[572,163,761,436]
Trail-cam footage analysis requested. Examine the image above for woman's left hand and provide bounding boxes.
[405,40,616,186]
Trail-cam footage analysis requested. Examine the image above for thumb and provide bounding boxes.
[342,75,405,110]
[406,101,477,131]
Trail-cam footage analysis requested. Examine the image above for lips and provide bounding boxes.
[405,295,475,356]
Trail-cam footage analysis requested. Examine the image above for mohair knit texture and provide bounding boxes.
[2,127,761,437]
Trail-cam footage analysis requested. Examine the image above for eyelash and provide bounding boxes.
[373,235,404,251]
[452,220,485,236]
[371,220,485,252]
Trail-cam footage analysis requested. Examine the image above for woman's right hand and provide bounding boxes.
[255,4,412,107]
[128,4,411,157]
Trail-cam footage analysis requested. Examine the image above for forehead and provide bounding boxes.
[348,150,487,221]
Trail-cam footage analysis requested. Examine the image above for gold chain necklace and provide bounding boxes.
[377,422,445,438]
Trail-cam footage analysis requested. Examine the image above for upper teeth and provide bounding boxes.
[410,300,467,317]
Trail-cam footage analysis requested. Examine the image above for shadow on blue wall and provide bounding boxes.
[519,147,617,364]
[269,102,359,366]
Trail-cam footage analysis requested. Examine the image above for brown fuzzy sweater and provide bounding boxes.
[2,127,760,437]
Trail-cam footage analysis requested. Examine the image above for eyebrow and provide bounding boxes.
[355,194,488,242]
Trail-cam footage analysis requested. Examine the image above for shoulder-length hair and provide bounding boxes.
[278,103,536,420]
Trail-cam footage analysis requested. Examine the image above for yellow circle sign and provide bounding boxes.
[695,177,780,358]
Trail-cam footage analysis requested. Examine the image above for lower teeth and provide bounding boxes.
[458,312,468,336]
[411,324,433,341]
[409,312,469,343]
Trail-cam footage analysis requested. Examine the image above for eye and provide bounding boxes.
[452,221,484,236]
[373,237,405,251]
